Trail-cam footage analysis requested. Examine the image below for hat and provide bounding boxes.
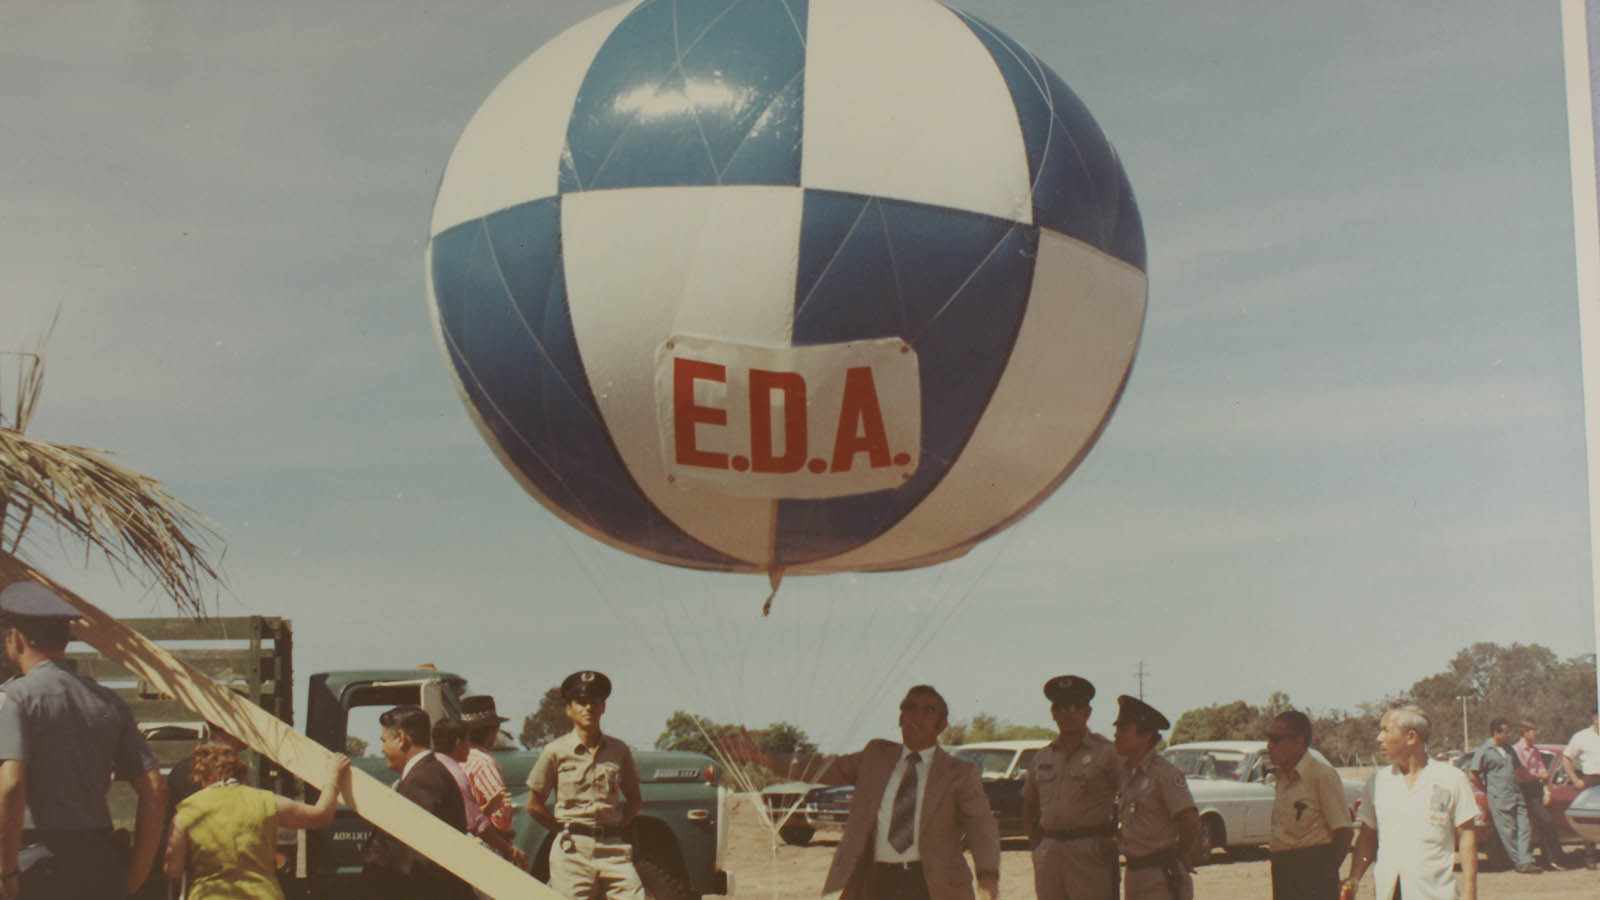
[1114,695,1170,732]
[1043,675,1095,706]
[0,582,80,621]
[561,670,612,702]
[461,695,510,725]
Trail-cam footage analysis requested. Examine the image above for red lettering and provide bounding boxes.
[830,366,892,472]
[673,357,728,469]
[749,369,808,473]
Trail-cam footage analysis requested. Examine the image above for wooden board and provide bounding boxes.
[0,555,557,900]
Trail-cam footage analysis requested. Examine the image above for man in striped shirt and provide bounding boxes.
[461,695,516,839]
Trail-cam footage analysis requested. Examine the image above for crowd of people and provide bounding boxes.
[0,576,1596,900]
[1455,714,1600,875]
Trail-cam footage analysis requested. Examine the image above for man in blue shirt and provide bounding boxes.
[1463,717,1539,875]
[0,581,166,899]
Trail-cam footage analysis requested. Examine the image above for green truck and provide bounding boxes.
[75,618,731,900]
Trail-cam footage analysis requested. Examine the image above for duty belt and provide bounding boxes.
[563,822,630,842]
[1040,821,1115,841]
[1122,847,1182,896]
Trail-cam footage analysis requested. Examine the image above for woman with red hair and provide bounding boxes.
[164,744,349,899]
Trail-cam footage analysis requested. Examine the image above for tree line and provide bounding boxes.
[510,642,1597,776]
[1169,642,1598,764]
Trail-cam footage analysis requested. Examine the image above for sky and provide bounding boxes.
[3,1,1597,754]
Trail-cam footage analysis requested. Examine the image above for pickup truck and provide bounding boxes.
[74,619,730,900]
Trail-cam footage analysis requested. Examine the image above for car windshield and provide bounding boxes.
[1163,748,1248,780]
[951,748,1017,778]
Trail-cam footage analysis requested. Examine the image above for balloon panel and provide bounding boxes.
[427,0,1148,573]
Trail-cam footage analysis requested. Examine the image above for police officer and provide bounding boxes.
[0,582,166,899]
[1023,676,1121,900]
[1112,697,1198,900]
[525,671,644,900]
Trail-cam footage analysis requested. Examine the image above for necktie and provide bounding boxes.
[888,753,919,852]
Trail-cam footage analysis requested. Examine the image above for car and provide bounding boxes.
[947,739,1049,837]
[1161,740,1363,861]
[758,740,1050,845]
[1460,743,1587,868]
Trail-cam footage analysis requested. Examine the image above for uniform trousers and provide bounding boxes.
[1121,860,1191,900]
[1268,843,1342,900]
[549,832,644,900]
[18,829,124,900]
[1033,835,1117,900]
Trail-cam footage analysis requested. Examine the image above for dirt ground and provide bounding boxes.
[719,794,1600,900]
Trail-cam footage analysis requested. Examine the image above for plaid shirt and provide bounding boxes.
[463,745,513,832]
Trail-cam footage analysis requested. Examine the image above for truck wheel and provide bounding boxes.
[636,856,695,900]
[779,824,815,846]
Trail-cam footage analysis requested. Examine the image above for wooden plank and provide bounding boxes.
[0,554,553,900]
[115,617,288,640]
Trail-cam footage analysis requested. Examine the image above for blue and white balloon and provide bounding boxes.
[427,0,1146,575]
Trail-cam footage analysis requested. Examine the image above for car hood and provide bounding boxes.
[761,781,825,796]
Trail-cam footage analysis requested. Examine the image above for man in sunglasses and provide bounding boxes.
[1265,710,1352,900]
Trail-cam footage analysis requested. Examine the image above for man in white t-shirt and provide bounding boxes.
[1343,705,1477,900]
[1561,713,1600,869]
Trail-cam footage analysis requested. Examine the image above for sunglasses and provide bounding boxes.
[1265,733,1297,744]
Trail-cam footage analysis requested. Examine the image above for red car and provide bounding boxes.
[1464,744,1585,868]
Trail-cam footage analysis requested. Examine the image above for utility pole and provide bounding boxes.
[1457,695,1470,752]
[1135,661,1147,700]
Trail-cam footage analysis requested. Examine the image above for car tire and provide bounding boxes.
[1195,815,1225,865]
[779,824,816,846]
[636,855,696,900]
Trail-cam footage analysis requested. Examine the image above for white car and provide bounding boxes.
[1161,740,1363,860]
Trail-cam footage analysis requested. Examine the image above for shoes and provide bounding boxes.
[1515,863,1544,874]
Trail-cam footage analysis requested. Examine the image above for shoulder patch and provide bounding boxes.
[1174,773,1186,788]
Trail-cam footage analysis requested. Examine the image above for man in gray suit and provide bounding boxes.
[820,685,1001,900]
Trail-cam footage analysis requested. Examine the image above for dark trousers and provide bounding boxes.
[18,830,124,900]
[1520,782,1565,862]
[871,862,931,900]
[1269,843,1341,900]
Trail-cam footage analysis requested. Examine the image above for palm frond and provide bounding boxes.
[1,322,224,615]
[0,427,222,615]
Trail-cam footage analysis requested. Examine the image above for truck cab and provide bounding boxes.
[301,668,730,900]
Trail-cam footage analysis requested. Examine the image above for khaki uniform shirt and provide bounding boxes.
[1270,751,1352,851]
[1023,732,1121,831]
[1117,751,1196,857]
[527,731,640,827]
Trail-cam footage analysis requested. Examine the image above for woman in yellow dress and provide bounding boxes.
[164,743,349,899]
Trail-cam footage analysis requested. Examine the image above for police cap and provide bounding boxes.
[0,582,80,621]
[561,670,612,702]
[1114,695,1170,732]
[1043,675,1095,706]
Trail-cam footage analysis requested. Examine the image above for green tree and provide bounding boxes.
[519,686,568,750]
[940,713,1052,745]
[1406,642,1598,755]
[755,721,817,755]
[656,711,733,754]
[1168,699,1272,745]
[345,735,369,757]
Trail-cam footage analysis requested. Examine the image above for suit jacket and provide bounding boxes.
[362,752,474,900]
[822,740,1000,900]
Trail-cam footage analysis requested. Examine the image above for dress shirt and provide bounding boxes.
[873,745,932,863]
[1512,738,1546,780]
[436,752,492,836]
